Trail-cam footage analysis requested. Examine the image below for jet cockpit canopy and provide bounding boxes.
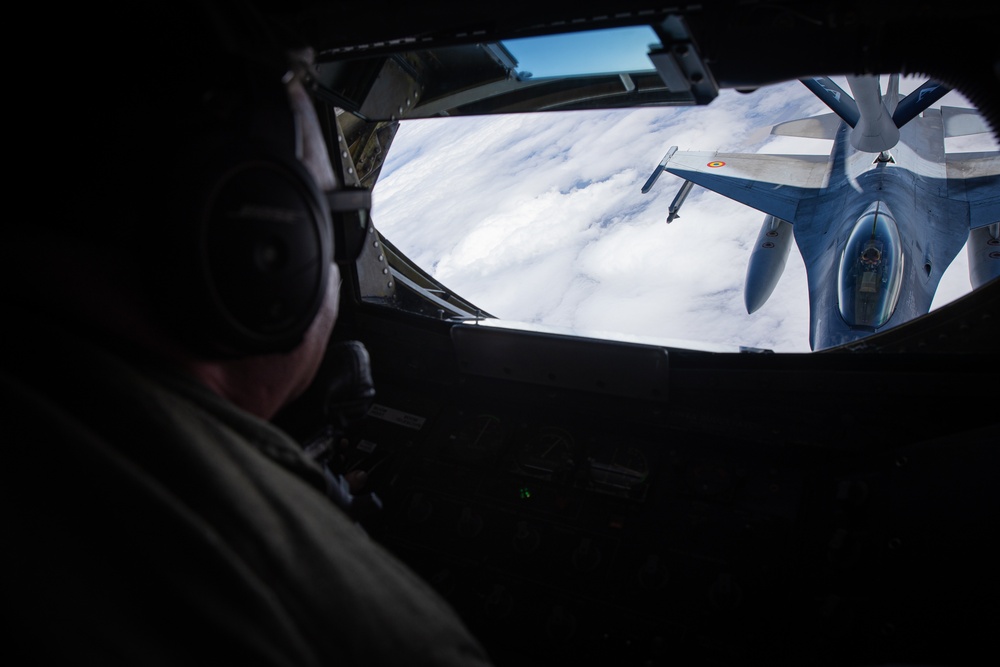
[838,202,904,330]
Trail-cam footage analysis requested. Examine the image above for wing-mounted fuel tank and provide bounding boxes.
[744,215,793,313]
[968,222,1000,289]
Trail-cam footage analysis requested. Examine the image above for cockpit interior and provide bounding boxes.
[29,2,993,666]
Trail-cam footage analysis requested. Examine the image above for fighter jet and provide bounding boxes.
[643,75,1000,350]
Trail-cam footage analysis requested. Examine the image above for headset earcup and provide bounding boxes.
[157,131,332,357]
[197,154,332,354]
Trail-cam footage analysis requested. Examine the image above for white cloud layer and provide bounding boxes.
[372,77,995,353]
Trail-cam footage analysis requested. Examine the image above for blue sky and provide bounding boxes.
[371,76,995,353]
[503,26,659,79]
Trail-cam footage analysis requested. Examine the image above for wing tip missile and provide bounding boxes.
[641,165,665,194]
[641,146,679,194]
[665,179,694,223]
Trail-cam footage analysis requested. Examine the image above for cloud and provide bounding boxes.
[371,76,994,352]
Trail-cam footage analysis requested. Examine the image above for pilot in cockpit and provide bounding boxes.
[861,243,882,267]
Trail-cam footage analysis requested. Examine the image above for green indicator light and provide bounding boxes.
[519,487,532,500]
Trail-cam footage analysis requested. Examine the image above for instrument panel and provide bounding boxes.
[317,321,996,666]
[341,385,819,666]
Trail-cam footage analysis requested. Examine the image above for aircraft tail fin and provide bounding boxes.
[892,80,950,127]
[801,77,859,127]
[771,112,843,140]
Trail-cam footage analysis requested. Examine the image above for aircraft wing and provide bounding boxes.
[662,150,832,222]
[770,112,842,141]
